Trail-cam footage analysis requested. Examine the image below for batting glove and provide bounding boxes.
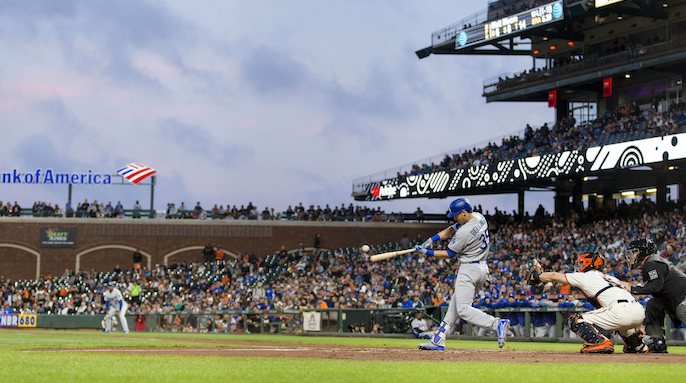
[420,234,440,249]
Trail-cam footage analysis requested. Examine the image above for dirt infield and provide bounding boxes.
[26,338,686,364]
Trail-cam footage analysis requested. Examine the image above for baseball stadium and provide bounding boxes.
[3,0,686,382]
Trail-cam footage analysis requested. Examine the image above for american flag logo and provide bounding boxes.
[116,163,157,185]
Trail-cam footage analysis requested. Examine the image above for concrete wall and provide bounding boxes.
[0,218,446,281]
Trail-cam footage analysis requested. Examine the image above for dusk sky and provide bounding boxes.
[0,1,555,216]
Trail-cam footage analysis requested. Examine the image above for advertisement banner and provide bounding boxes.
[0,314,37,328]
[302,311,321,332]
[548,90,557,108]
[603,78,613,97]
[361,133,686,201]
[40,228,77,248]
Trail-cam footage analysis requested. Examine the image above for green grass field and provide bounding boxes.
[1,329,684,383]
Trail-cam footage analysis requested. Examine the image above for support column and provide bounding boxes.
[572,178,583,212]
[518,190,525,220]
[556,100,569,123]
[656,176,667,213]
[603,191,616,211]
[67,183,72,205]
[555,189,570,217]
[150,176,156,211]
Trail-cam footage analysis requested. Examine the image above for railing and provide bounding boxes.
[431,8,489,47]
[30,307,686,343]
[484,35,686,94]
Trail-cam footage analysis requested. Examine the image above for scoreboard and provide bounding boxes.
[456,1,564,49]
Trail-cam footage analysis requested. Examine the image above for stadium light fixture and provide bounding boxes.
[663,2,668,7]
[533,49,540,54]
[543,36,548,41]
[621,191,635,197]
[617,15,623,20]
[625,73,631,79]
[583,176,589,181]
[669,165,677,170]
[646,188,657,193]
[550,45,557,50]
[568,41,574,46]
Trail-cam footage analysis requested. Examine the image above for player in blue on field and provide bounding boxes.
[415,197,510,350]
[103,282,129,334]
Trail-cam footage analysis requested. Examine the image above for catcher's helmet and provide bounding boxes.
[625,238,656,270]
[447,197,473,218]
[575,252,604,273]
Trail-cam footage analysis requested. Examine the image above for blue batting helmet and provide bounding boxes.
[447,197,473,218]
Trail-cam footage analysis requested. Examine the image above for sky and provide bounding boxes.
[0,0,556,215]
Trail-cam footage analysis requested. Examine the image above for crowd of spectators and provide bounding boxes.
[0,198,435,224]
[3,198,685,336]
[402,99,686,179]
[496,31,673,90]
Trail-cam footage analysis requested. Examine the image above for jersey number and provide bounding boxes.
[479,230,490,250]
[601,275,622,288]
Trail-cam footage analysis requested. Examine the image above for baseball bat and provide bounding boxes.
[369,248,416,262]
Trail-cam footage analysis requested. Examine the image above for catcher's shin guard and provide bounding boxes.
[568,313,611,344]
[621,332,648,353]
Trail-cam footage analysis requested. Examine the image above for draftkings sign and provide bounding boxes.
[40,228,77,248]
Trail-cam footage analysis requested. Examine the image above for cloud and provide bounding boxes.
[241,46,310,94]
[159,118,253,166]
[0,0,197,92]
[12,135,82,172]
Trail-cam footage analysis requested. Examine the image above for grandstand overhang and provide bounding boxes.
[484,46,686,103]
[352,133,686,201]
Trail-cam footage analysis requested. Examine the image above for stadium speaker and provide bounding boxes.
[415,47,432,59]
[569,1,590,17]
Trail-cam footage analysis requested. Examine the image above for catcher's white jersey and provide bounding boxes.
[565,271,634,306]
[447,212,489,263]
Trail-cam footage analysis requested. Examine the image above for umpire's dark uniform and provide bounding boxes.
[631,254,686,340]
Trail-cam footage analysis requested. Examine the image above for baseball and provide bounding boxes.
[361,245,370,253]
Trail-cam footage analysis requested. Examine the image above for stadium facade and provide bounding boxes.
[353,0,686,216]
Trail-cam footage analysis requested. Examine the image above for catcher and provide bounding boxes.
[528,253,646,353]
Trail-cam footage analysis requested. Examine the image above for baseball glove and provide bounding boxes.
[526,259,543,285]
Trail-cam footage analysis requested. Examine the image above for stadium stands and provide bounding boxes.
[399,103,686,179]
[3,201,684,332]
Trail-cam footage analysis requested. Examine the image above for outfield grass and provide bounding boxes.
[1,329,684,383]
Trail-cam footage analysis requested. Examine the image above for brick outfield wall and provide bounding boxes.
[0,218,447,281]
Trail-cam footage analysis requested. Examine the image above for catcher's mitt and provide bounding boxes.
[526,259,543,285]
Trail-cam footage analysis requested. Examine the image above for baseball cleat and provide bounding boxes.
[418,338,445,351]
[123,331,129,334]
[497,319,510,348]
[581,340,614,354]
[623,344,648,353]
[103,330,110,333]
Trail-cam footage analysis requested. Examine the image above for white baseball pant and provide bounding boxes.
[580,300,645,337]
[105,302,129,333]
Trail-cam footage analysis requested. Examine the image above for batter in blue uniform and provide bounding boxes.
[416,198,510,350]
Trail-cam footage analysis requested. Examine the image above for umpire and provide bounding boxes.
[624,238,686,353]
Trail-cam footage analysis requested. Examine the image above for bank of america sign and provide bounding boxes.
[1,163,155,185]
